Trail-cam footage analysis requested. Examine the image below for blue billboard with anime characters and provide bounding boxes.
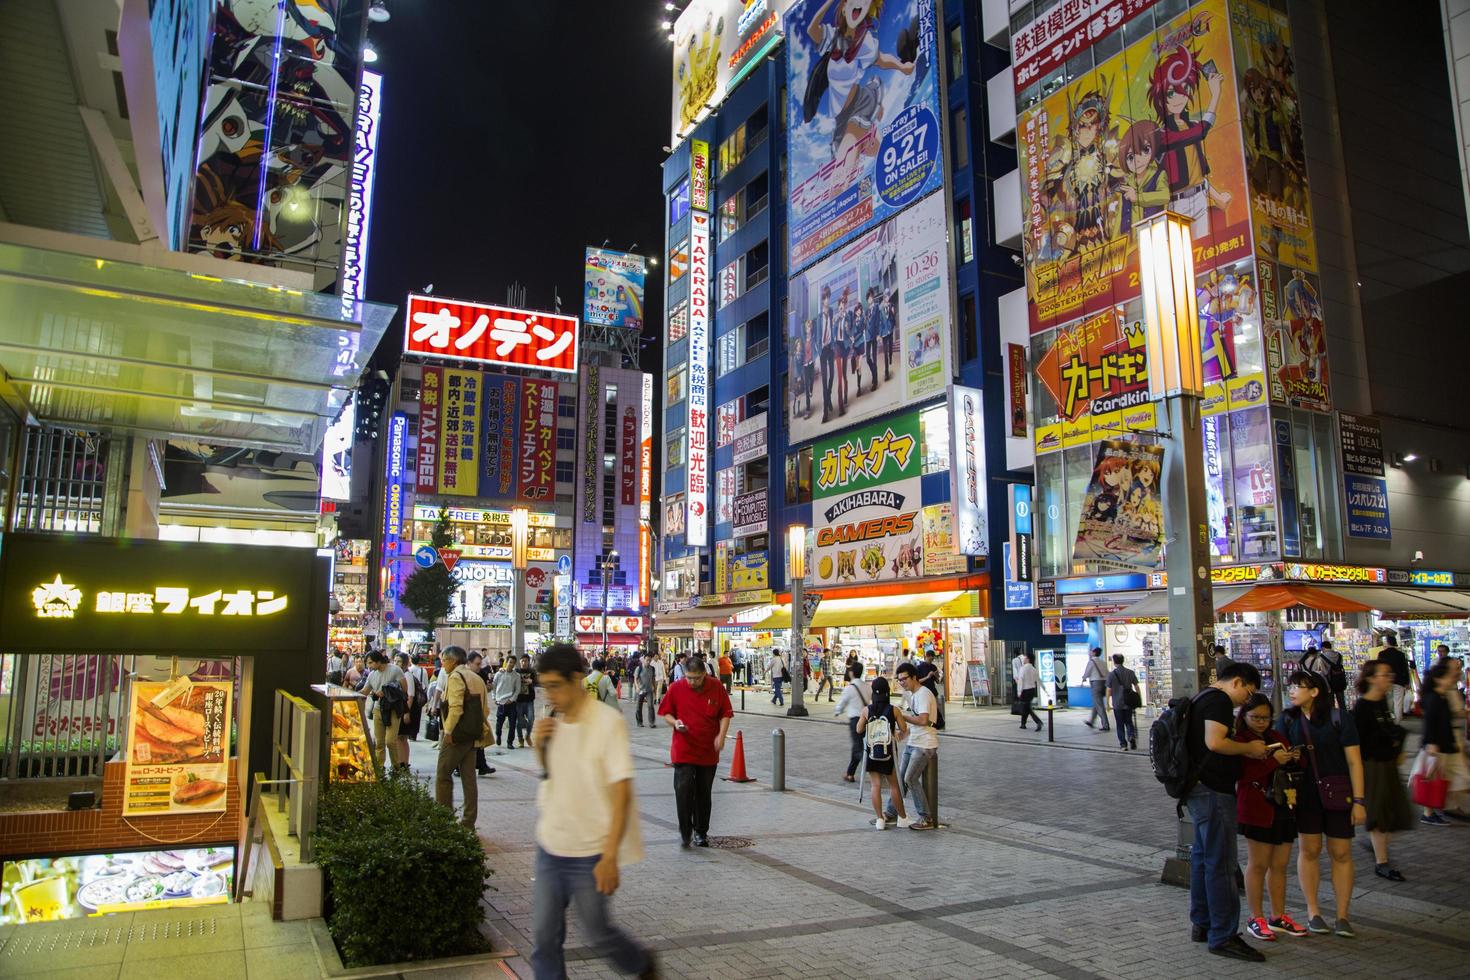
[784,0,942,272]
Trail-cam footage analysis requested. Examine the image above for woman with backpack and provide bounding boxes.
[770,651,788,706]
[834,665,872,782]
[1280,670,1365,938]
[1233,693,1308,941]
[1351,661,1412,878]
[1300,642,1348,716]
[854,676,909,829]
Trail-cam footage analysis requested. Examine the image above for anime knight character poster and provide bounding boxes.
[784,0,943,270]
[1015,0,1251,333]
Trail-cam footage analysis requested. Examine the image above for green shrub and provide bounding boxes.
[314,769,491,966]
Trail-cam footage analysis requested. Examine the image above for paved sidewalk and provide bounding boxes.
[417,698,1467,980]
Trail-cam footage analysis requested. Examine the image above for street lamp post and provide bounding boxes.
[1136,211,1215,700]
[510,507,529,664]
[601,550,619,656]
[786,524,809,718]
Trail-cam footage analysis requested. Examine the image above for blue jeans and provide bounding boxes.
[883,744,935,822]
[1186,784,1240,948]
[772,678,784,704]
[516,700,534,742]
[1113,708,1136,747]
[531,847,651,979]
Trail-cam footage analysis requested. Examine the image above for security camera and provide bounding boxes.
[1412,550,1425,564]
[1010,254,1023,267]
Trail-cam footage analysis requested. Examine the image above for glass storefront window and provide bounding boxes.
[1035,451,1066,580]
[1061,444,1095,574]
[1288,410,1343,560]
[920,404,950,474]
[1229,406,1278,561]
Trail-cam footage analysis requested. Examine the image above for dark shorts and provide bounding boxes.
[1240,807,1297,845]
[866,757,894,776]
[1295,790,1354,840]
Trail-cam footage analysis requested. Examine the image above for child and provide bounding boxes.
[1234,693,1307,941]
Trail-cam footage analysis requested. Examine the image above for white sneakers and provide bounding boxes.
[873,817,886,830]
[896,815,915,829]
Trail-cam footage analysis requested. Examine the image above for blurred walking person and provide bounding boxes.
[1351,661,1412,878]
[1415,659,1470,825]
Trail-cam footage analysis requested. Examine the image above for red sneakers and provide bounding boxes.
[1269,914,1309,938]
[1247,917,1276,941]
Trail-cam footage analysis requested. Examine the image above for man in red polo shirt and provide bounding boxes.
[658,655,734,848]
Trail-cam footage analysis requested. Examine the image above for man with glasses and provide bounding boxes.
[884,663,940,831]
[658,656,734,847]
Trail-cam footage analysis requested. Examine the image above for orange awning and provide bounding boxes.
[1219,584,1373,614]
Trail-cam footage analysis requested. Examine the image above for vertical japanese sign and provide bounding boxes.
[519,380,557,502]
[784,0,942,268]
[583,364,600,523]
[339,70,382,320]
[686,210,712,546]
[639,373,653,522]
[384,412,407,558]
[123,679,232,817]
[948,385,989,556]
[416,367,442,494]
[621,407,638,505]
[438,369,480,496]
[690,139,711,212]
[1338,413,1390,541]
[638,524,651,609]
[479,374,522,499]
[1008,343,1029,437]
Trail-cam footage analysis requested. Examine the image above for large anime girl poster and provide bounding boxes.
[784,0,943,270]
[1072,440,1165,572]
[1015,0,1252,333]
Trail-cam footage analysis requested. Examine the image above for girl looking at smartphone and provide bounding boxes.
[1233,693,1307,941]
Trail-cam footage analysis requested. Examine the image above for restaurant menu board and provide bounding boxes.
[1,846,234,923]
[123,679,231,817]
[328,694,376,783]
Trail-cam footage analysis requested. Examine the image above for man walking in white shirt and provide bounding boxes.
[531,643,656,980]
[1082,647,1111,733]
[883,663,940,831]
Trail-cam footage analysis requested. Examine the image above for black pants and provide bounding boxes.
[1018,688,1043,729]
[846,717,864,777]
[475,746,491,772]
[815,676,834,699]
[496,702,517,745]
[1113,707,1137,747]
[673,763,717,841]
[820,349,835,418]
[635,691,655,726]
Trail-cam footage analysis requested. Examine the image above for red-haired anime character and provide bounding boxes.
[1149,45,1231,240]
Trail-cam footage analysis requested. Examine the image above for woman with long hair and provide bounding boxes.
[1233,694,1307,940]
[855,676,909,829]
[1351,661,1412,877]
[1416,659,1470,825]
[1280,670,1365,937]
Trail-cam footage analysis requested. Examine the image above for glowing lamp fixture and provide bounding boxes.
[1136,212,1203,400]
[510,506,529,570]
[787,525,807,583]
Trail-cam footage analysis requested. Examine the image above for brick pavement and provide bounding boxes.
[407,696,1468,980]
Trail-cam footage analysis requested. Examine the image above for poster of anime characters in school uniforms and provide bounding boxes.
[187,0,365,289]
[785,0,943,270]
[1014,0,1251,333]
[1072,440,1166,573]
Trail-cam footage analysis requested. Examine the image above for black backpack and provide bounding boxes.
[1302,651,1347,694]
[1149,692,1205,800]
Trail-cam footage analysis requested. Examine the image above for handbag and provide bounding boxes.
[1410,772,1449,809]
[1300,723,1352,811]
[425,714,441,742]
[1010,699,1025,716]
[1267,767,1303,808]
[450,668,486,744]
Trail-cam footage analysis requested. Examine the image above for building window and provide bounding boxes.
[668,239,689,283]
[784,447,812,505]
[668,300,688,343]
[960,293,978,363]
[956,197,974,265]
[557,427,575,451]
[558,395,576,419]
[920,404,951,474]
[666,367,686,406]
[718,104,769,176]
[718,171,770,243]
[745,310,769,362]
[555,459,575,484]
[746,383,770,418]
[949,23,964,82]
[744,240,769,291]
[952,106,969,170]
[666,426,686,468]
[718,327,745,376]
[669,177,691,226]
[718,258,741,310]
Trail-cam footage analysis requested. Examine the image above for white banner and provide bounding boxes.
[686,211,712,545]
[948,384,989,555]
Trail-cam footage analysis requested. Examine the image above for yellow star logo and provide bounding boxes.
[32,575,82,618]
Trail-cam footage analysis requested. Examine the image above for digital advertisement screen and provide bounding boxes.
[1,846,234,924]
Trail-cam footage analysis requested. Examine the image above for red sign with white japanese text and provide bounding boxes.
[621,407,637,506]
[417,366,442,494]
[405,294,578,374]
[1011,0,1160,90]
[517,380,557,502]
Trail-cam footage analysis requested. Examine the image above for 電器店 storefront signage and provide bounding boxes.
[0,535,317,653]
[1386,568,1456,588]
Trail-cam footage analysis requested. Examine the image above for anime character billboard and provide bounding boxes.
[785,0,942,271]
[1259,259,1331,411]
[187,0,365,290]
[1071,440,1165,573]
[785,191,950,446]
[1015,0,1251,332]
[1230,0,1316,271]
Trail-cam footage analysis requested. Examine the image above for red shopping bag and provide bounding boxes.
[1410,773,1448,809]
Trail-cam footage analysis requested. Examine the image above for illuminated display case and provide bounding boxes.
[318,686,375,783]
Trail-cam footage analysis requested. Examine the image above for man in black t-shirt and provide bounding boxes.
[1185,661,1269,962]
[1373,635,1417,722]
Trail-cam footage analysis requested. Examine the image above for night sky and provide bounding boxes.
[364,2,673,378]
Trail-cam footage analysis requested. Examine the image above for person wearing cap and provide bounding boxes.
[658,655,734,847]
[437,645,490,828]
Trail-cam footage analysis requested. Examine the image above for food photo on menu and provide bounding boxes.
[0,847,235,924]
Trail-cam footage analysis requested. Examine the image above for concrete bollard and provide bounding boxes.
[772,728,785,792]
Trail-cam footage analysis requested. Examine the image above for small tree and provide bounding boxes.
[400,507,456,639]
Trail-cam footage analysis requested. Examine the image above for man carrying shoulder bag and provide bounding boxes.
[438,645,490,828]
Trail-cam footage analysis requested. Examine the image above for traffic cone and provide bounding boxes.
[723,730,756,783]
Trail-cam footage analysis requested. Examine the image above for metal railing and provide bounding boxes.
[1,653,132,781]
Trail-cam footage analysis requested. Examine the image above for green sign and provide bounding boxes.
[813,411,923,500]
[0,535,322,654]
